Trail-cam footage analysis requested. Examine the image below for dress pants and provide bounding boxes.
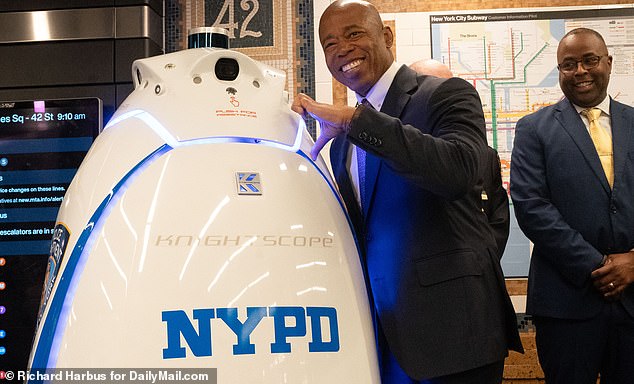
[534,301,634,384]
[378,321,504,384]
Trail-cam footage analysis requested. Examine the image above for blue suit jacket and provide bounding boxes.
[511,97,634,319]
[330,65,522,380]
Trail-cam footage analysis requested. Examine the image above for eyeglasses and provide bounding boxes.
[557,55,605,73]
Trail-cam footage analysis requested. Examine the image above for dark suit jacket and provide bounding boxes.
[330,65,522,380]
[511,97,634,320]
[481,147,510,259]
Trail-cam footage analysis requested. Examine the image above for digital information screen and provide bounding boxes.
[0,98,101,371]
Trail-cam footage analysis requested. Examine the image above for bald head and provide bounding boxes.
[409,59,453,79]
[319,0,384,38]
[318,0,394,95]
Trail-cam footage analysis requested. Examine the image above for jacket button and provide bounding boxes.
[359,132,368,140]
[610,205,617,214]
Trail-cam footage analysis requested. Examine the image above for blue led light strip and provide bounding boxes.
[105,109,305,153]
[30,144,172,369]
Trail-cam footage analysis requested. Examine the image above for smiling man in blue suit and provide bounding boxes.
[511,28,634,383]
[292,1,522,382]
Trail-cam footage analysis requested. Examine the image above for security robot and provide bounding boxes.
[29,28,379,383]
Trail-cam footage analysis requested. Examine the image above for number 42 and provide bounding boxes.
[212,0,262,39]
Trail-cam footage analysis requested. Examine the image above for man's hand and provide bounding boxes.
[291,93,357,160]
[591,250,634,300]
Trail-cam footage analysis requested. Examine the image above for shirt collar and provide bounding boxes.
[573,95,611,116]
[355,61,401,111]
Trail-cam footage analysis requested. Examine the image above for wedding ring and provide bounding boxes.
[609,282,615,289]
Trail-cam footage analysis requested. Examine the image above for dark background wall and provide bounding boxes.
[0,0,163,372]
[0,0,163,123]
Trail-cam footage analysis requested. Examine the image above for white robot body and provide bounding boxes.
[29,47,379,383]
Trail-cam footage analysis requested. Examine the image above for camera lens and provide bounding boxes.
[215,58,239,81]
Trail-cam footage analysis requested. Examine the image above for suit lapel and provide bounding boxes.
[610,99,632,190]
[556,99,611,194]
[362,66,418,218]
[330,136,364,235]
[363,153,380,219]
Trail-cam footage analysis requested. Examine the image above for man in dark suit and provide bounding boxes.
[292,1,522,382]
[409,59,510,259]
[510,27,634,383]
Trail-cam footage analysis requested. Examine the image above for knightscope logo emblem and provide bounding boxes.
[236,172,262,195]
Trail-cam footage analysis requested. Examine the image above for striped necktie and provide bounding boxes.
[356,99,374,209]
[356,145,366,210]
[582,108,613,188]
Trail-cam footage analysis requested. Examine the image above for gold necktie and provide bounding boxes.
[582,108,613,188]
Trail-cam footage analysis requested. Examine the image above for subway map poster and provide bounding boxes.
[430,7,634,276]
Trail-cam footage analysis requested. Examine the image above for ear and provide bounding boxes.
[383,25,394,48]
